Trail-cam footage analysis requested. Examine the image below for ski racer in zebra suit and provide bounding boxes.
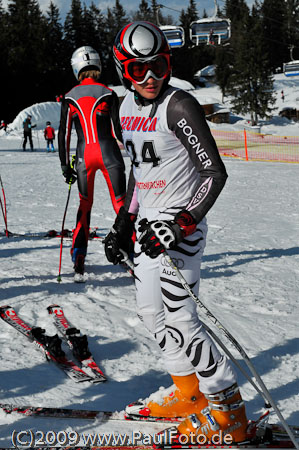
[104,21,248,443]
[58,46,126,276]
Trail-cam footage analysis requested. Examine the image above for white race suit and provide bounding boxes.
[120,85,236,394]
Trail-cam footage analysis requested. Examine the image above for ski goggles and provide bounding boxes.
[123,54,171,84]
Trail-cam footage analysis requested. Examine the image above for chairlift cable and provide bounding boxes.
[159,3,181,14]
[160,0,299,36]
[158,0,299,51]
[216,0,299,34]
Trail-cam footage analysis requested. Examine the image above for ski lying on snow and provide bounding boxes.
[0,403,181,423]
[0,229,52,238]
[1,403,298,448]
[0,404,119,420]
[0,402,298,435]
[47,304,106,383]
[0,228,99,239]
[0,305,94,383]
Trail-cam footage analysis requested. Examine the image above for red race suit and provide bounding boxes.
[58,78,126,261]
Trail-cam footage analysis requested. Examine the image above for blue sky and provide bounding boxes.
[2,0,255,22]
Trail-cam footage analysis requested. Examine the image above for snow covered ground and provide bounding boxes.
[0,74,298,447]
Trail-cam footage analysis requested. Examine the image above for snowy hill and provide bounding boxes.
[0,73,298,447]
[9,101,61,131]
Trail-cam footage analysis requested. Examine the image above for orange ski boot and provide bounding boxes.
[178,383,248,443]
[126,373,208,419]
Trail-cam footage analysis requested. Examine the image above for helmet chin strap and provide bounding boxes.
[133,81,170,118]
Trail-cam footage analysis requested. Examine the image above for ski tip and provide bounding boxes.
[47,304,60,313]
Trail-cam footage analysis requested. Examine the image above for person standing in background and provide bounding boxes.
[23,115,36,151]
[58,46,126,279]
[0,120,7,132]
[44,121,55,152]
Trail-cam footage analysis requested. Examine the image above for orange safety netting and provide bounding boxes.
[211,129,299,163]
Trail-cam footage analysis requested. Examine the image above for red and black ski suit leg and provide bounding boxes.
[58,78,126,263]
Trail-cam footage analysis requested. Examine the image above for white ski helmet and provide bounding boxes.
[113,21,171,90]
[71,46,102,80]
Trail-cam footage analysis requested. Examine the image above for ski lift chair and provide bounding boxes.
[283,60,299,77]
[190,18,231,45]
[160,25,185,48]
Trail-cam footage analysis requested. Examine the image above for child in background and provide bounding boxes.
[44,121,55,152]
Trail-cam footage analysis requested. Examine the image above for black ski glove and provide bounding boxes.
[62,165,77,184]
[104,206,136,265]
[138,210,196,259]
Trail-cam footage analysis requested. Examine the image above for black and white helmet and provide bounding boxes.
[71,46,102,80]
[113,21,171,90]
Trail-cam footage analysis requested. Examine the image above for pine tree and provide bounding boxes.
[44,2,67,92]
[46,2,64,61]
[6,0,48,116]
[105,0,128,45]
[0,1,10,120]
[215,0,251,102]
[186,0,199,21]
[226,4,276,125]
[284,0,299,60]
[64,0,85,51]
[103,0,129,86]
[215,46,233,102]
[224,0,249,23]
[174,0,214,82]
[85,3,108,76]
[224,0,250,49]
[112,0,128,29]
[179,0,198,47]
[80,3,107,62]
[133,0,152,22]
[260,0,287,71]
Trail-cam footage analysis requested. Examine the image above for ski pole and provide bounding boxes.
[201,322,269,406]
[116,250,270,401]
[116,249,267,400]
[0,175,8,237]
[120,249,135,271]
[0,195,7,236]
[163,250,299,450]
[57,156,75,283]
[35,129,40,151]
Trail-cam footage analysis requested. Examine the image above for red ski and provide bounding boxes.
[47,304,107,382]
[0,305,93,383]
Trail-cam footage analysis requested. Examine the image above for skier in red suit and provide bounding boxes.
[58,46,126,277]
